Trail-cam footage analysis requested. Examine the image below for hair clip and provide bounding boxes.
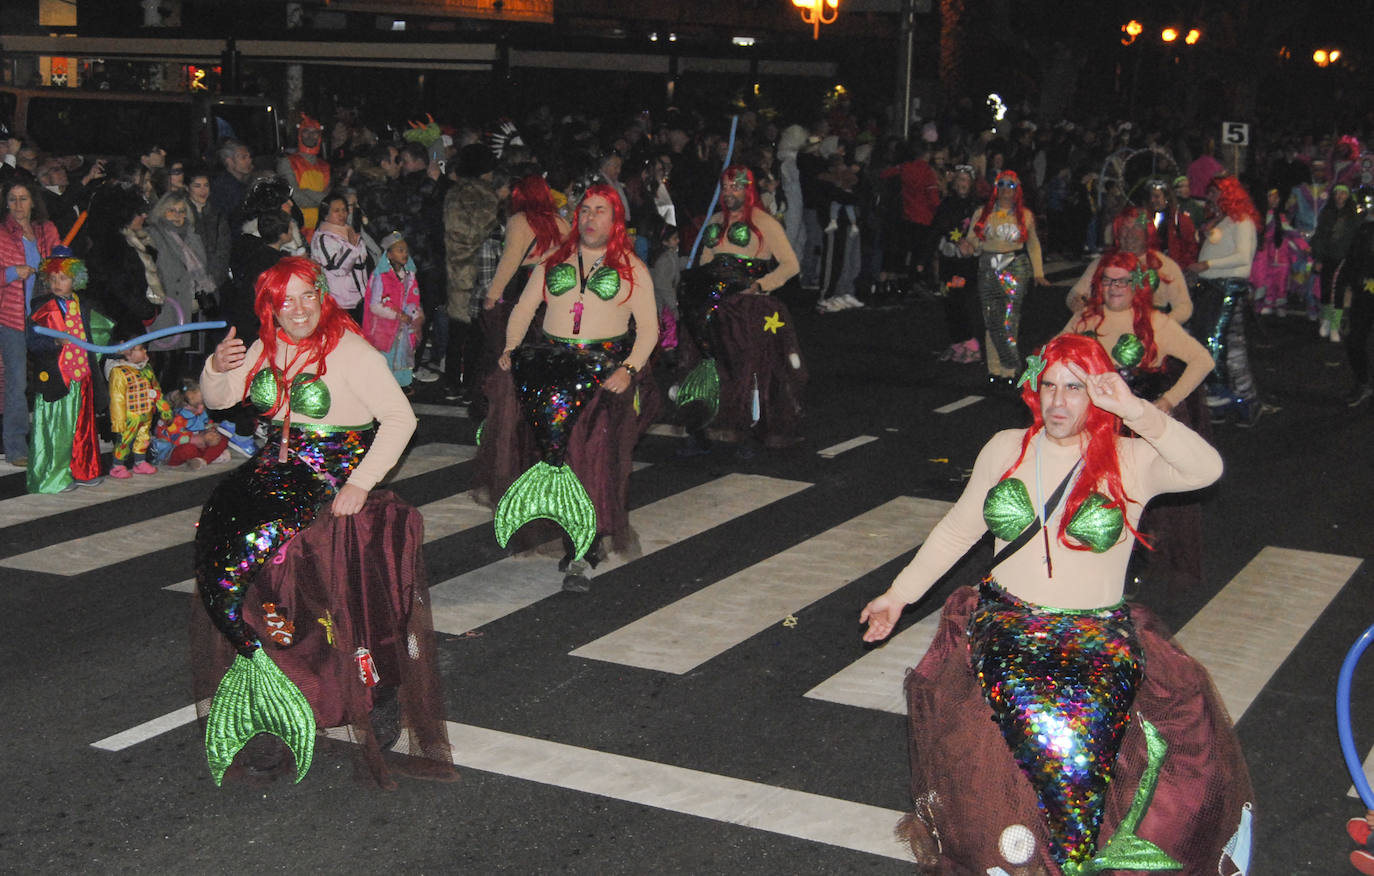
[1017,354,1046,390]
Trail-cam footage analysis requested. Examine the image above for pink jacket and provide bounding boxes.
[0,216,60,330]
[361,265,421,353]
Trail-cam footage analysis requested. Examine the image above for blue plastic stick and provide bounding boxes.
[33,321,227,355]
[686,114,740,270]
[1337,621,1374,809]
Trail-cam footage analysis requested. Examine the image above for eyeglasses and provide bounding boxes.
[996,179,1019,189]
[953,164,974,175]
[1101,276,1134,289]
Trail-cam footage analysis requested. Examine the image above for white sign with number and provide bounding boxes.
[1222,121,1250,146]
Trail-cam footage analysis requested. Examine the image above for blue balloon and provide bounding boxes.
[1337,622,1374,809]
[33,321,228,355]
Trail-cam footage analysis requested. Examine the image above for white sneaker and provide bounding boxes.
[823,220,838,233]
[1331,327,1342,343]
[815,297,842,313]
[848,224,860,237]
[413,365,441,383]
[840,294,864,308]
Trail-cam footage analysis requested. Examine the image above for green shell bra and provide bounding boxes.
[545,262,621,300]
[249,369,332,418]
[1080,330,1146,369]
[703,221,752,249]
[982,477,1124,553]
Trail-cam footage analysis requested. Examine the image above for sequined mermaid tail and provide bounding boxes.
[978,251,1028,375]
[968,580,1144,869]
[497,335,625,561]
[205,649,317,785]
[194,426,372,783]
[676,256,770,429]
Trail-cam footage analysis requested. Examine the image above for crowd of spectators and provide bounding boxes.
[2,86,1372,474]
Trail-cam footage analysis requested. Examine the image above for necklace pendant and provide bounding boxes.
[571,300,583,335]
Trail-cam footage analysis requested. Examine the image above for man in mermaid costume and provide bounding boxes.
[477,186,659,592]
[675,165,804,456]
[861,334,1253,874]
[191,256,455,788]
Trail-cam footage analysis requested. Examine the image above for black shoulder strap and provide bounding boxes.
[991,461,1081,568]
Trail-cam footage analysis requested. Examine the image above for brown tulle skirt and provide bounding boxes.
[675,292,808,447]
[902,585,1253,874]
[190,490,453,788]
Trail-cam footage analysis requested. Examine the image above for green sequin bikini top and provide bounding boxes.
[545,262,621,300]
[249,369,332,418]
[703,221,752,249]
[1080,330,1146,369]
[983,477,1124,553]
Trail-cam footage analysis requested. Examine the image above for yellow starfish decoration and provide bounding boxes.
[317,610,335,646]
[949,229,963,241]
[1364,278,1374,294]
[763,311,785,334]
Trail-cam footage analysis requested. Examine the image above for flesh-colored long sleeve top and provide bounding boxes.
[1199,217,1258,279]
[200,330,416,491]
[1062,308,1214,410]
[888,403,1221,610]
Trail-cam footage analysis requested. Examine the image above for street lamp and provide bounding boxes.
[1185,28,1202,45]
[1161,27,1179,43]
[1313,48,1341,67]
[1122,19,1143,46]
[792,0,839,41]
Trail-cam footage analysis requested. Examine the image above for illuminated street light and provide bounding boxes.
[1330,49,1342,62]
[1161,27,1179,43]
[792,0,840,41]
[1185,28,1201,45]
[1314,49,1330,66]
[1122,19,1143,46]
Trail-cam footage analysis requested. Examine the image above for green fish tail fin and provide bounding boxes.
[205,649,317,786]
[676,359,720,420]
[493,461,597,561]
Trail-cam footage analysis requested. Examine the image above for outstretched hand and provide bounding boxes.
[859,591,906,643]
[1064,362,1146,420]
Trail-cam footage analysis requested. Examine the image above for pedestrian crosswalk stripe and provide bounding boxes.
[804,611,943,714]
[2,443,473,575]
[570,496,951,675]
[0,456,239,529]
[438,721,913,862]
[412,403,470,419]
[817,435,878,458]
[934,395,984,414]
[91,705,199,752]
[1175,546,1361,722]
[427,473,811,637]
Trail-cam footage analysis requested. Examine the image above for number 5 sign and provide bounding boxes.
[1222,121,1250,146]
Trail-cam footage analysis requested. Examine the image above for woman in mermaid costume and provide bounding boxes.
[477,186,658,589]
[675,165,804,454]
[192,257,453,787]
[861,334,1252,874]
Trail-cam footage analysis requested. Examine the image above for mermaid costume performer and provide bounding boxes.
[492,260,625,562]
[194,368,364,783]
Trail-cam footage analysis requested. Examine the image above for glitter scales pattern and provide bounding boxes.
[969,580,1144,869]
[494,335,628,560]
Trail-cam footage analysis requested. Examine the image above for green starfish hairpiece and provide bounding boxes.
[1017,354,1046,390]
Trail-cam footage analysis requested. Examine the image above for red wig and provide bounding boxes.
[1076,250,1159,371]
[1003,334,1147,551]
[246,256,362,416]
[510,175,565,258]
[1208,176,1261,227]
[1110,206,1160,252]
[544,185,637,300]
[719,164,763,254]
[973,170,1028,242]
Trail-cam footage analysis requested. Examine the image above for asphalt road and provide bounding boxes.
[1,272,1370,875]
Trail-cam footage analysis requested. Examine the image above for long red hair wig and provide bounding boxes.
[246,256,362,416]
[544,184,637,300]
[973,170,1028,242]
[510,175,565,258]
[1208,175,1261,227]
[1004,334,1148,550]
[1076,249,1160,370]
